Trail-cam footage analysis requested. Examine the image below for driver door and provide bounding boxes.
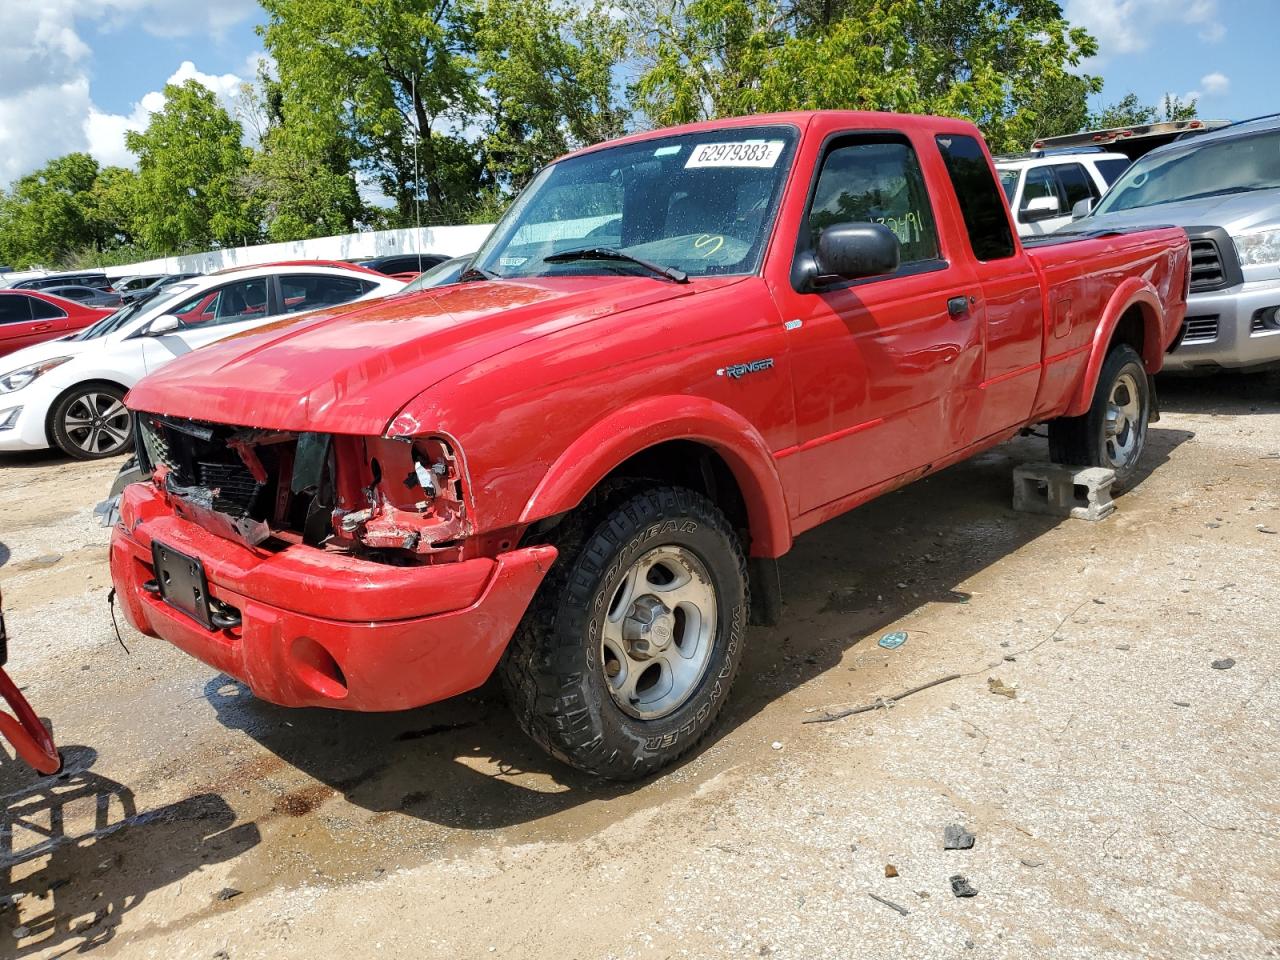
[141,277,275,373]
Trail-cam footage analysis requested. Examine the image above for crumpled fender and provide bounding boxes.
[1065,276,1169,419]
[519,395,793,558]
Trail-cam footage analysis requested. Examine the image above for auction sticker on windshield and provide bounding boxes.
[685,141,784,168]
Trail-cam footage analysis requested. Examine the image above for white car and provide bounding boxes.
[995,150,1132,237]
[0,262,404,460]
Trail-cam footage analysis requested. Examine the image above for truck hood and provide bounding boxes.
[125,276,709,435]
[1084,187,1280,235]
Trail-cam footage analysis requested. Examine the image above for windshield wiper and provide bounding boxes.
[459,264,502,282]
[543,247,689,284]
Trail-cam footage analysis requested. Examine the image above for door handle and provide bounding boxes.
[31,324,52,332]
[947,296,974,318]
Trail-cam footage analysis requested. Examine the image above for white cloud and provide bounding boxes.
[0,0,260,185]
[1066,0,1226,61]
[1200,71,1230,95]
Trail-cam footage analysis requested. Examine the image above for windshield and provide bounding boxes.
[472,126,799,281]
[998,169,1020,203]
[70,284,192,340]
[1095,129,1280,214]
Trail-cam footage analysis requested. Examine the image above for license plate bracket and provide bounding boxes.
[151,540,214,629]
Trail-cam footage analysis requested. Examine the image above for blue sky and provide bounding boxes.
[0,0,1273,187]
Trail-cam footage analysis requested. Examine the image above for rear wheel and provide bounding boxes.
[1049,344,1150,491]
[50,384,133,460]
[501,486,748,780]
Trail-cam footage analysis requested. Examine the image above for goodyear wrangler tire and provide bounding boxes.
[501,486,748,780]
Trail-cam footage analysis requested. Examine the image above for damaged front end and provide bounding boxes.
[135,414,471,564]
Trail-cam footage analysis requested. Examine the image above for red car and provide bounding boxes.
[112,111,1189,779]
[0,290,115,358]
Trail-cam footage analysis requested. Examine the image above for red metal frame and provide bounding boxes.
[0,667,60,775]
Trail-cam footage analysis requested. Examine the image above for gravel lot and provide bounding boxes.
[1,374,1277,960]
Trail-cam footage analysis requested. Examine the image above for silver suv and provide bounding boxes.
[1073,115,1280,373]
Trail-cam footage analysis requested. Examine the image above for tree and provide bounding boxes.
[259,0,630,224]
[472,0,629,196]
[125,80,257,252]
[0,153,101,267]
[259,0,480,224]
[238,73,367,241]
[1159,93,1198,122]
[1087,91,1197,130]
[626,0,1101,153]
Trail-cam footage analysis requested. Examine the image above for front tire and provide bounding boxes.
[1048,343,1150,491]
[50,384,133,460]
[501,486,748,780]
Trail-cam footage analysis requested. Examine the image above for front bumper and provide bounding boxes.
[1164,278,1280,372]
[109,482,556,711]
[0,399,50,451]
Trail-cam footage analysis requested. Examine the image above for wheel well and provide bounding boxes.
[44,378,131,445]
[601,440,751,545]
[1109,305,1146,361]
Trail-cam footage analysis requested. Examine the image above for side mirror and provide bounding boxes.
[1071,198,1095,220]
[814,222,901,283]
[142,314,181,336]
[1021,195,1063,222]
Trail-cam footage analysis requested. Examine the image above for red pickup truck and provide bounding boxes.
[111,112,1188,779]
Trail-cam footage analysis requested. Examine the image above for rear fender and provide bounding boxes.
[519,395,792,558]
[1065,278,1164,418]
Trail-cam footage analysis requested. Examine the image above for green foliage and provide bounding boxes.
[1087,91,1198,130]
[626,0,1101,153]
[125,80,258,252]
[1159,93,1198,122]
[3,0,1177,267]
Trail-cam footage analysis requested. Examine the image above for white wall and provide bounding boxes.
[1,224,493,285]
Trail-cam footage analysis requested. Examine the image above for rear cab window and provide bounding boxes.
[934,134,1016,261]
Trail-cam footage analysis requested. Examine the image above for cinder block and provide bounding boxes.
[1012,462,1116,522]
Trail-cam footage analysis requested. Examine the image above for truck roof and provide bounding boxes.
[559,110,985,163]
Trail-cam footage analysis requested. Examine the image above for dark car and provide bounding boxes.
[11,271,112,292]
[356,253,449,279]
[398,254,474,291]
[42,284,123,308]
[121,272,202,303]
[110,274,167,295]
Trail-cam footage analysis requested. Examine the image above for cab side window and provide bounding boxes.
[171,279,271,328]
[808,139,941,266]
[1019,167,1064,216]
[1052,163,1099,210]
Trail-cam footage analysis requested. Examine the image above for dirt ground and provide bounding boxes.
[1,375,1277,960]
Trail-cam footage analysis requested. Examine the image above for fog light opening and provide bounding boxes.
[290,637,349,700]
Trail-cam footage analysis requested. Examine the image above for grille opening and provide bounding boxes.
[1181,315,1220,343]
[139,416,322,546]
[1189,239,1226,293]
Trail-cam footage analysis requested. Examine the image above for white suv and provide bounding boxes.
[996,151,1131,237]
[0,261,404,460]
